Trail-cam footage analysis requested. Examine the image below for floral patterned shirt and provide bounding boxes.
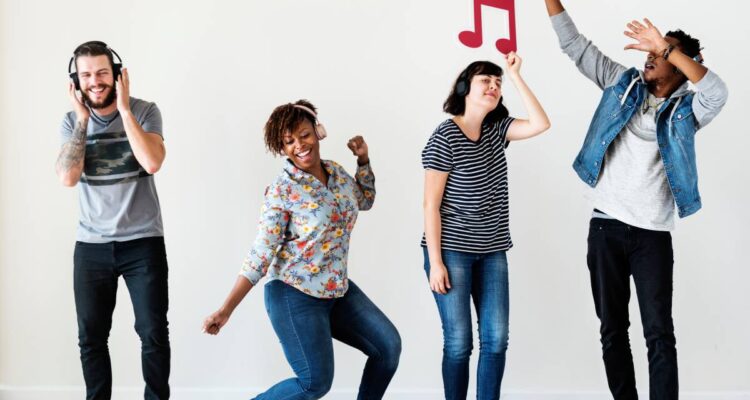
[240,159,375,298]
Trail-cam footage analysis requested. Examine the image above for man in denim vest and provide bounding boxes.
[544,1,728,399]
[57,41,170,399]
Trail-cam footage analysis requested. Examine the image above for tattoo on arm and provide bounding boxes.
[56,119,88,172]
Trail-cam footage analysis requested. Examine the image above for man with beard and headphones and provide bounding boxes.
[544,1,728,399]
[56,41,169,399]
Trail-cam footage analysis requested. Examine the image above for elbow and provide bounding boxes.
[540,120,552,133]
[57,169,80,187]
[143,163,161,175]
[359,200,374,211]
[60,176,78,187]
[141,148,166,175]
[141,157,164,174]
[537,116,552,134]
[529,120,552,137]
[423,200,439,213]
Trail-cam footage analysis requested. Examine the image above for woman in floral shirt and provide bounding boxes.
[203,100,401,400]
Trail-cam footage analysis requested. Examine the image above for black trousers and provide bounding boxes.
[587,218,677,400]
[74,236,170,400]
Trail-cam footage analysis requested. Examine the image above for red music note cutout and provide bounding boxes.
[458,0,517,54]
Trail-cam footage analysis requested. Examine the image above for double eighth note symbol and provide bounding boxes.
[458,0,517,54]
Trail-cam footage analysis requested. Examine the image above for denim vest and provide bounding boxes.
[573,68,701,218]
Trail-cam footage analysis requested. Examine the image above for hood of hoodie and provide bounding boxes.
[634,69,692,100]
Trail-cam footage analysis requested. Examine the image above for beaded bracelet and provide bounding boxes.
[662,44,675,60]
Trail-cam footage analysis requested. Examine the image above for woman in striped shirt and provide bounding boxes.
[421,53,551,400]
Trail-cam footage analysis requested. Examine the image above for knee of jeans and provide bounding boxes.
[479,324,509,354]
[135,324,170,349]
[77,335,109,353]
[600,329,630,351]
[300,374,333,399]
[645,332,676,352]
[381,331,402,372]
[444,330,472,360]
[77,325,110,350]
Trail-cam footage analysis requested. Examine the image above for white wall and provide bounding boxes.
[1,0,748,398]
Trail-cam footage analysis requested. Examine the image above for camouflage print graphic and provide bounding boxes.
[80,131,150,186]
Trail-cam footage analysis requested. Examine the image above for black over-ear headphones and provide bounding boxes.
[68,41,123,90]
[455,69,471,97]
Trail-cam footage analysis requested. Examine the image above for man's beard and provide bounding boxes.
[82,84,117,110]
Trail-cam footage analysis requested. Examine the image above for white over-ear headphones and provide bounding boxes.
[293,104,327,140]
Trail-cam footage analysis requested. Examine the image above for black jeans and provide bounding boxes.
[587,218,677,400]
[74,236,170,400]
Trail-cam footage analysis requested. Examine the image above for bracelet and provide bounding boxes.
[662,44,675,60]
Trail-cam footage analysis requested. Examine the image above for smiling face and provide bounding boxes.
[76,54,117,110]
[465,74,502,113]
[282,119,321,171]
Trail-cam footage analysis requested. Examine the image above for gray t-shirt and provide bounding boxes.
[60,97,164,243]
[587,94,676,231]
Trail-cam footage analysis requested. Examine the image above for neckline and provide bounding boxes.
[449,119,483,144]
[285,159,334,189]
[91,109,120,125]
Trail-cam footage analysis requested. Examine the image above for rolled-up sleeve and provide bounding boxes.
[692,69,729,129]
[353,163,376,211]
[239,182,289,285]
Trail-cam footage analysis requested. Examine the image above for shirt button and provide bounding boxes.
[618,94,623,99]
[601,141,606,145]
[677,114,683,119]
[594,161,598,166]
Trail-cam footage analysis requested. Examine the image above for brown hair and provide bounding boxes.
[264,99,317,156]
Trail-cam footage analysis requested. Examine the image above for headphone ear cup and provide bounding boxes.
[70,72,81,90]
[113,63,122,81]
[315,123,327,140]
[456,80,468,97]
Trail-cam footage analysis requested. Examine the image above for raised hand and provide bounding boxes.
[505,51,522,79]
[115,67,131,113]
[347,135,369,165]
[68,81,89,120]
[624,18,669,54]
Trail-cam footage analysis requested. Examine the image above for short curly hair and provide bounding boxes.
[263,100,317,156]
[665,29,702,59]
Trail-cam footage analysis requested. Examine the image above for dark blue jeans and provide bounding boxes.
[254,280,401,400]
[74,236,170,400]
[587,218,677,400]
[423,247,510,400]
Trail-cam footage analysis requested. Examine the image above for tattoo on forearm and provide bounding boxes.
[56,119,88,172]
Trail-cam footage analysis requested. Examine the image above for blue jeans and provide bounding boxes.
[254,280,401,400]
[423,247,510,400]
[73,237,170,400]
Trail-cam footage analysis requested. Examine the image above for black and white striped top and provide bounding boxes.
[421,117,515,253]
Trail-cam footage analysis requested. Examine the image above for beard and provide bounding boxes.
[82,84,117,110]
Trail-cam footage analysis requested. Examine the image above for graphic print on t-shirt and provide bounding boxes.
[81,131,150,186]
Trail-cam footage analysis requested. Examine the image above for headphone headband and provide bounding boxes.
[292,104,327,140]
[68,41,122,74]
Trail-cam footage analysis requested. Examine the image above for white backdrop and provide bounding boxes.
[1,0,748,399]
